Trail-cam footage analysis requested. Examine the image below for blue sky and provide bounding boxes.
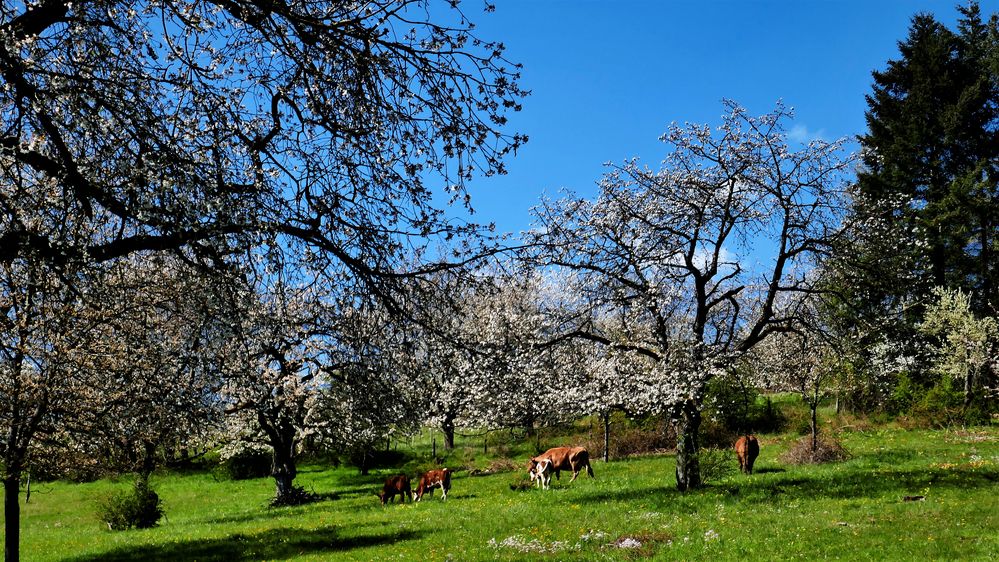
[454,0,994,237]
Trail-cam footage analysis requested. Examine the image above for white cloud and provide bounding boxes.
[787,123,826,144]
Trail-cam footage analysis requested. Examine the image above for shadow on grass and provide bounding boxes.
[196,492,342,526]
[572,463,999,508]
[66,527,422,562]
[331,485,384,499]
[752,465,999,502]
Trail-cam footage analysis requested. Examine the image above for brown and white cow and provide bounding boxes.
[379,474,411,505]
[413,468,451,501]
[527,446,594,484]
[734,435,760,474]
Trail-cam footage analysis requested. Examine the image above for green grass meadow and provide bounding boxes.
[5,425,999,561]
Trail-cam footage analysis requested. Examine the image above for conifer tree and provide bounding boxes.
[852,2,998,316]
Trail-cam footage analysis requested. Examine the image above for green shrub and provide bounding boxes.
[704,377,787,435]
[887,372,919,414]
[215,449,272,480]
[704,375,757,430]
[779,400,812,437]
[910,376,993,427]
[885,367,997,428]
[96,479,163,531]
[698,447,736,484]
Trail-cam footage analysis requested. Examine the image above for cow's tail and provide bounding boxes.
[586,463,594,478]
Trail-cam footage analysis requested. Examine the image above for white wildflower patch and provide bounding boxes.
[487,535,579,554]
[613,537,643,549]
[704,529,720,542]
[580,529,608,542]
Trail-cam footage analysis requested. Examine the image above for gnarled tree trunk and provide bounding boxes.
[674,399,702,492]
[271,438,298,503]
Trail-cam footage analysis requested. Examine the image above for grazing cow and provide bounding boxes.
[530,458,553,489]
[379,475,411,505]
[734,435,760,474]
[414,468,452,501]
[527,446,594,484]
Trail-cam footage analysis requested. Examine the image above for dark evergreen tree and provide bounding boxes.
[851,2,998,316]
[833,2,998,412]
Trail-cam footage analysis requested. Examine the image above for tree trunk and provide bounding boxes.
[359,448,370,476]
[140,440,158,481]
[271,440,298,503]
[4,473,20,562]
[738,378,752,434]
[963,366,975,408]
[981,213,993,313]
[442,418,455,451]
[810,402,819,453]
[602,411,611,463]
[674,400,702,492]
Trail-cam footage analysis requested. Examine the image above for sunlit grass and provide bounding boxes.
[6,425,999,561]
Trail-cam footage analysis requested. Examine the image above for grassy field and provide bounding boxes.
[5,424,999,561]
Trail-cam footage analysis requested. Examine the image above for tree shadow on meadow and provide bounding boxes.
[737,463,999,503]
[64,527,422,562]
[572,462,999,509]
[194,492,343,526]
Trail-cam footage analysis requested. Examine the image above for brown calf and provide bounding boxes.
[414,468,451,501]
[379,475,411,505]
[734,435,760,474]
[527,446,594,484]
